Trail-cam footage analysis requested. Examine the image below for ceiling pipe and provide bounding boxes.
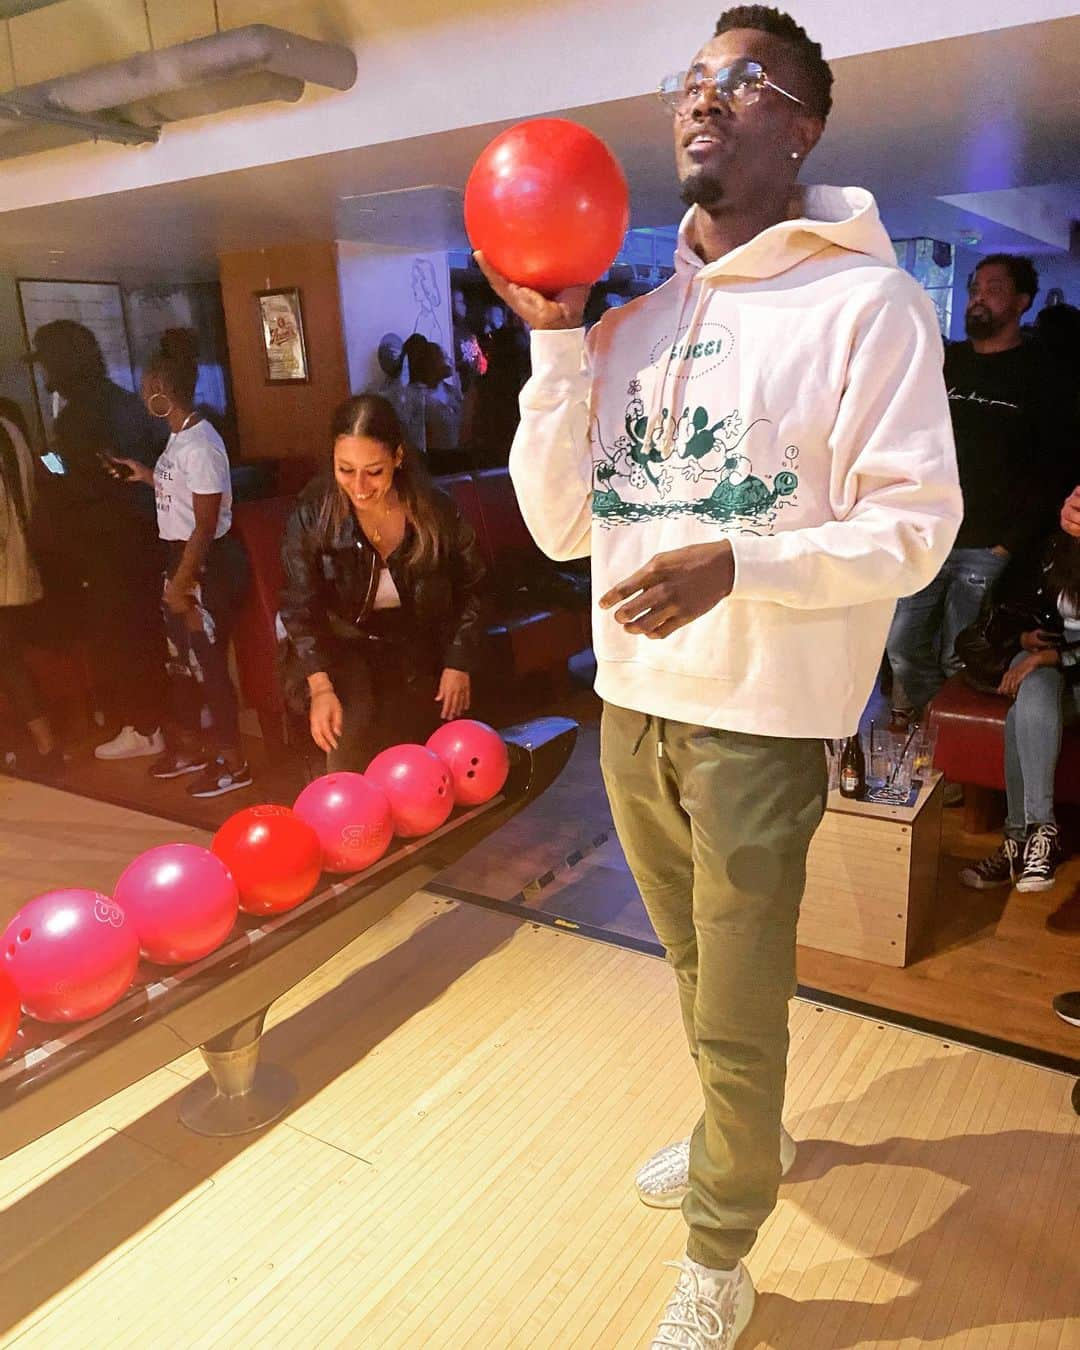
[0,24,357,158]
[0,95,158,144]
[29,24,357,116]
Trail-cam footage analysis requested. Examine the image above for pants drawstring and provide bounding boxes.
[631,715,651,757]
[630,714,667,760]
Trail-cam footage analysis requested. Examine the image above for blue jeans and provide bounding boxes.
[1004,653,1080,840]
[886,547,1009,713]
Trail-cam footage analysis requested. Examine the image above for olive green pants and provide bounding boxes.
[600,702,827,1268]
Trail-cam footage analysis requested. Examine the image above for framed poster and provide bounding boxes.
[256,288,309,384]
[17,278,135,449]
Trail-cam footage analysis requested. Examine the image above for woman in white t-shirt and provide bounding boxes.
[111,330,251,799]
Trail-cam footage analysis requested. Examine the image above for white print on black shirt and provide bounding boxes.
[946,387,1021,412]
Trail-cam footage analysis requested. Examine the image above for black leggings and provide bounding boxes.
[322,625,441,773]
[0,605,44,726]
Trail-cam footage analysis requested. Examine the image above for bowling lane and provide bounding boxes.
[0,777,211,929]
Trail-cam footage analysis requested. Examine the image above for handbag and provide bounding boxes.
[954,601,1042,694]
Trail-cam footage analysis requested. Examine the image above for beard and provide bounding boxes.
[679,171,725,209]
[965,308,1001,341]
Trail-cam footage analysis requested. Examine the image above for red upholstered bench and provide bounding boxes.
[231,496,295,747]
[928,673,1080,831]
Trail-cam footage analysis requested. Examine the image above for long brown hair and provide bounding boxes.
[1047,531,1080,614]
[316,394,444,569]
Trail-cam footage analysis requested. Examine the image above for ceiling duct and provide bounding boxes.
[0,24,357,159]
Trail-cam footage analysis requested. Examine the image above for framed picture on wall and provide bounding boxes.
[256,288,309,384]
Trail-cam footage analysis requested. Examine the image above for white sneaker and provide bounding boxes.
[650,1258,755,1348]
[636,1126,797,1209]
[94,726,165,761]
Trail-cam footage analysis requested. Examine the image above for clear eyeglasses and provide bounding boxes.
[658,58,805,117]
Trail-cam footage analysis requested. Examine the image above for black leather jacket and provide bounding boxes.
[280,479,487,678]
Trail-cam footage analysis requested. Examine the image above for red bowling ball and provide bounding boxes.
[114,843,239,965]
[294,772,394,874]
[465,118,630,296]
[2,888,139,1023]
[212,805,323,916]
[426,720,510,807]
[0,967,19,1058]
[365,744,454,838]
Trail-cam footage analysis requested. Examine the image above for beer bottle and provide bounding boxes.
[839,734,866,800]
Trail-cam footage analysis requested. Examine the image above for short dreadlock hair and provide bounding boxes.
[715,7,833,119]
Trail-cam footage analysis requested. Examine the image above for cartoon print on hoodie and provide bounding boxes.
[592,377,800,531]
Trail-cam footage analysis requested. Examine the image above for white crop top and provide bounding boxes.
[373,565,402,611]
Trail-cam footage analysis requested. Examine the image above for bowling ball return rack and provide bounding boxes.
[0,717,576,1158]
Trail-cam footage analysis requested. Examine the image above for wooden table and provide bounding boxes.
[798,774,944,967]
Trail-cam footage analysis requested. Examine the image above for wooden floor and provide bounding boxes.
[3,887,1078,1348]
[437,718,1080,1065]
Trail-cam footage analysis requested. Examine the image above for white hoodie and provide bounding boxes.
[509,186,962,739]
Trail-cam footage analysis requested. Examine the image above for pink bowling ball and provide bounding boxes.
[2,889,139,1023]
[426,720,510,806]
[365,744,454,838]
[114,843,239,965]
[294,772,394,874]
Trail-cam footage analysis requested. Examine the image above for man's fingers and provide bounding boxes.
[600,563,655,610]
[621,600,679,636]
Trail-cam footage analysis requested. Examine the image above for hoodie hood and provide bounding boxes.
[674,185,896,281]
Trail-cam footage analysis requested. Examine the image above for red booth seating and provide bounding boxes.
[229,467,590,750]
[929,673,1080,830]
[230,495,295,745]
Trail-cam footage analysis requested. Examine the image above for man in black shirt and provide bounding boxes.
[887,254,1067,719]
[27,321,170,760]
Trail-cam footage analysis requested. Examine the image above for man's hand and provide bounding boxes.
[474,252,590,331]
[998,649,1058,698]
[1062,487,1080,539]
[599,542,735,639]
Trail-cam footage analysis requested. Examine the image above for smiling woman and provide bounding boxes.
[277,394,488,772]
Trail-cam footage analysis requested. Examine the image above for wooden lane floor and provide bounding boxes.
[434,724,1080,1065]
[0,776,211,924]
[2,880,1077,1347]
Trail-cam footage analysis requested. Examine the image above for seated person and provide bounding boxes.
[110,329,252,799]
[278,394,486,771]
[961,526,1080,894]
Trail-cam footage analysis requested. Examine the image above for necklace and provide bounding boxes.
[178,411,200,432]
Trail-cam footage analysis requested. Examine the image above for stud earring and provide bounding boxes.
[790,151,801,161]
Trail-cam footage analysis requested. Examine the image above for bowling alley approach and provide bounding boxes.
[1,4,1079,1349]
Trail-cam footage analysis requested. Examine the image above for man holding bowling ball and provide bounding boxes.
[481,7,961,1345]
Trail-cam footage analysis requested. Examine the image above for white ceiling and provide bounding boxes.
[1,15,1076,282]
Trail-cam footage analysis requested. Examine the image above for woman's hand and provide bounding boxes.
[474,252,590,331]
[436,668,471,720]
[309,688,344,753]
[1020,629,1060,653]
[1061,487,1080,539]
[163,575,195,615]
[998,649,1058,698]
[107,457,154,485]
